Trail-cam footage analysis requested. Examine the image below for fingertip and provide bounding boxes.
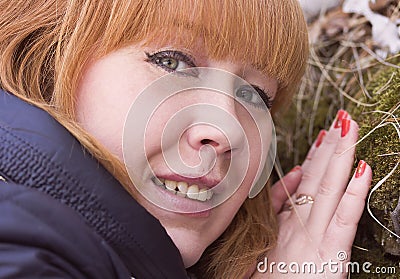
[289,165,302,174]
[364,163,373,184]
[315,129,327,147]
[351,160,372,193]
[354,160,370,179]
[331,109,348,130]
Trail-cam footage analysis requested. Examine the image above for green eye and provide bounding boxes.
[158,57,179,70]
[146,50,197,75]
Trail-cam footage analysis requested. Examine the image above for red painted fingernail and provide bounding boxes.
[316,130,327,147]
[341,119,350,137]
[334,109,348,128]
[289,165,302,173]
[355,160,367,178]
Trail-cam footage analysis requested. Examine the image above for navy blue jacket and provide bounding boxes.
[0,90,188,278]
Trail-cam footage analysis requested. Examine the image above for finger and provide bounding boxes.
[270,166,302,214]
[291,112,348,222]
[296,110,348,196]
[301,129,326,171]
[321,161,372,257]
[307,119,359,233]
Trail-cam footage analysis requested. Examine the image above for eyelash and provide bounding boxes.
[145,50,273,110]
[145,50,196,73]
[252,85,274,110]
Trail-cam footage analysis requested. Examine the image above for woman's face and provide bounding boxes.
[75,41,278,267]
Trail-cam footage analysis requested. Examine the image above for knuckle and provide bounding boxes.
[334,141,355,156]
[322,134,338,145]
[334,211,354,229]
[317,180,336,197]
[345,188,362,200]
[300,170,314,182]
[317,178,345,198]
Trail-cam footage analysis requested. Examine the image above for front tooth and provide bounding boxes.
[198,188,208,201]
[186,185,199,200]
[165,180,177,194]
[176,182,188,197]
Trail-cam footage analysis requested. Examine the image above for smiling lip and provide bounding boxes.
[156,173,221,189]
[153,173,216,202]
[147,171,223,213]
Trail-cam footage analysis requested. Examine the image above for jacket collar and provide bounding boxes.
[0,90,187,278]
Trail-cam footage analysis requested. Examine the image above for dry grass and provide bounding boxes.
[274,2,400,277]
[276,0,400,170]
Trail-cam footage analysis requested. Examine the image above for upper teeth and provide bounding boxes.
[152,177,213,202]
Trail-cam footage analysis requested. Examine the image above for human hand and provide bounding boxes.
[254,110,372,278]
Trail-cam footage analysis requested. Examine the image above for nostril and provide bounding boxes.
[201,139,212,145]
[200,139,220,147]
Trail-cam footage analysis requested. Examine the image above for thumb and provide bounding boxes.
[270,166,302,214]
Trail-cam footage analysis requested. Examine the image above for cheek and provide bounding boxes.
[142,93,198,160]
[235,106,273,197]
[143,102,174,159]
[74,51,156,160]
[75,84,128,160]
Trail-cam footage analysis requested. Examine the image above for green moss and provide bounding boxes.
[350,65,400,258]
[275,60,400,278]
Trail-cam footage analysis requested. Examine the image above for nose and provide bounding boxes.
[186,124,232,154]
[179,67,250,157]
[184,108,246,156]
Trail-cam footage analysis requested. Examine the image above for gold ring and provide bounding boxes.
[294,194,314,205]
[282,194,314,211]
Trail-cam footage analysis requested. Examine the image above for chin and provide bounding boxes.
[165,227,212,268]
